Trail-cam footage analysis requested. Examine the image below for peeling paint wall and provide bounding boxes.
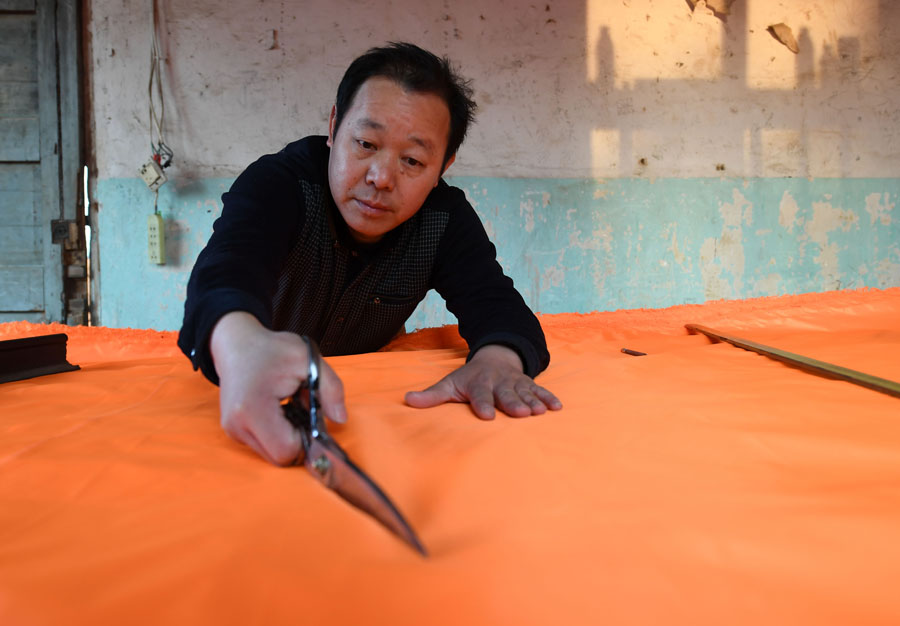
[87,0,900,330]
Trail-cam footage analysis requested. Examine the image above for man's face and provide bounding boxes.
[327,77,455,244]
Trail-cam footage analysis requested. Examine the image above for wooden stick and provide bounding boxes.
[685,324,900,400]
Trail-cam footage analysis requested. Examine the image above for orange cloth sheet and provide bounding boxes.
[2,288,899,625]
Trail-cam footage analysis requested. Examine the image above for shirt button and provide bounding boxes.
[372,297,381,304]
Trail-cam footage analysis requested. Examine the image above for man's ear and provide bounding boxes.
[437,154,456,185]
[326,106,337,147]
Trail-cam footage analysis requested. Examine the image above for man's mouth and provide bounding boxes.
[355,198,390,215]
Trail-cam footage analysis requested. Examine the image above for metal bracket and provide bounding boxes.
[51,219,76,244]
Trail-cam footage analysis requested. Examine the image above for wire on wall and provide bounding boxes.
[138,0,171,265]
[149,0,172,174]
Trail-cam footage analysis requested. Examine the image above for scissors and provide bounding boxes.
[281,336,427,556]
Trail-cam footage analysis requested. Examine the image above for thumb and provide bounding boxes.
[317,361,348,424]
[322,394,348,424]
[404,380,456,409]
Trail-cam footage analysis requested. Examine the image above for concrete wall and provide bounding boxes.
[86,0,900,330]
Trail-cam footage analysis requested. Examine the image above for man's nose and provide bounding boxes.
[365,154,396,190]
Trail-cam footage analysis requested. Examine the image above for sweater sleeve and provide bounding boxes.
[177,141,317,384]
[429,184,551,377]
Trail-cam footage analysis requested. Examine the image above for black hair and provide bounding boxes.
[333,42,477,167]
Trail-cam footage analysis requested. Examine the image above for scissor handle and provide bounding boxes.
[297,335,324,437]
[301,335,320,391]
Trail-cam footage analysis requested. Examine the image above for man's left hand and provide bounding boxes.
[404,344,562,419]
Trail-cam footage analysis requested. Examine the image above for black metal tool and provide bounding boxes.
[0,334,80,384]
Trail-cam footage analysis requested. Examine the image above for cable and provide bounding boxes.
[148,0,173,169]
[144,0,169,265]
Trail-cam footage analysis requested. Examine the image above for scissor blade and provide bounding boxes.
[305,437,428,556]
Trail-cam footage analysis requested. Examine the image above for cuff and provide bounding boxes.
[177,288,272,386]
[465,331,543,378]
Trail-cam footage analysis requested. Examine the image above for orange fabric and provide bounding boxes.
[2,288,899,625]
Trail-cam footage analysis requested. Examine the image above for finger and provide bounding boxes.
[223,402,303,466]
[464,381,496,420]
[318,362,348,423]
[404,381,457,409]
[229,428,270,465]
[261,406,304,465]
[513,381,559,415]
[533,385,563,410]
[494,385,533,418]
[515,387,548,415]
[237,426,281,466]
[267,331,315,399]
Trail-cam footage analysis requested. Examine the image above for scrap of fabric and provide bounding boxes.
[1,288,899,626]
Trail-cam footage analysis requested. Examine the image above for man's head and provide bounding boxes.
[332,42,476,169]
[326,44,477,244]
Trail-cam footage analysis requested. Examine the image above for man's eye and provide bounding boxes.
[357,140,376,150]
[404,157,423,167]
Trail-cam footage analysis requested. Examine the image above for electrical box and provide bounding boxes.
[148,214,166,264]
[139,160,167,191]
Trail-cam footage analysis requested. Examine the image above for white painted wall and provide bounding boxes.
[88,0,900,182]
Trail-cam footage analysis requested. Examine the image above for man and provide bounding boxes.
[178,42,561,466]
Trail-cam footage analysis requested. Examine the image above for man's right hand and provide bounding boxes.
[209,311,348,465]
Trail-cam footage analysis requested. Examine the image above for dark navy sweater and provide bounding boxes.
[178,136,549,384]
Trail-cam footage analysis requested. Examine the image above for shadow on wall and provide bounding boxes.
[585,0,889,179]
[411,0,899,325]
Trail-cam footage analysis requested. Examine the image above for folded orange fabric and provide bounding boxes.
[1,288,899,625]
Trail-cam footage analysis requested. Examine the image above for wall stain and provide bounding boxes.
[802,200,859,290]
[699,189,752,300]
[779,191,802,232]
[864,192,894,225]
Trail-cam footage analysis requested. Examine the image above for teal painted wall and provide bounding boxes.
[96,176,899,331]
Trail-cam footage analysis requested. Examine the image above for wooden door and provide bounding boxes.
[0,0,80,323]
